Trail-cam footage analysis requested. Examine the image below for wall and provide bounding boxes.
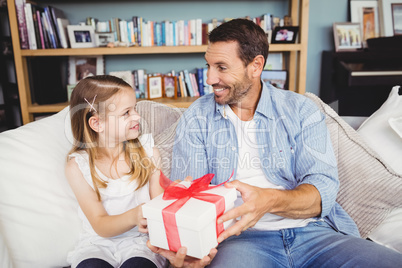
[40,0,349,97]
[306,0,348,95]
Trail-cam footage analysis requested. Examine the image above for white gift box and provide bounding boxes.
[142,181,237,259]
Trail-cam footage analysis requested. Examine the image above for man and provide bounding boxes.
[148,18,402,267]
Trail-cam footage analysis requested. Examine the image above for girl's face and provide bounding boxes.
[102,87,141,145]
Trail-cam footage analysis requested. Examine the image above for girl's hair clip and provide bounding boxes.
[84,95,97,113]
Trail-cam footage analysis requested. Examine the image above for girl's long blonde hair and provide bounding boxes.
[68,75,154,201]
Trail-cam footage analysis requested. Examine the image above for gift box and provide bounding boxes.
[142,177,237,259]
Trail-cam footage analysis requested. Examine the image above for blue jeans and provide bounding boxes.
[208,221,402,268]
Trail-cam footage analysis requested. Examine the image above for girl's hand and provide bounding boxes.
[134,204,148,233]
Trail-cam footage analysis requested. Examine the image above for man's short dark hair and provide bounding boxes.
[208,18,269,68]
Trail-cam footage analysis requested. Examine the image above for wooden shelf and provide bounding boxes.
[7,0,309,124]
[27,97,199,114]
[147,97,199,108]
[20,45,209,56]
[19,43,302,57]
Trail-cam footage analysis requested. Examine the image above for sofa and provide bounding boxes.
[0,89,401,268]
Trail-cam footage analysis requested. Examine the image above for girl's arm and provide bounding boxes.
[65,158,143,238]
[149,147,164,199]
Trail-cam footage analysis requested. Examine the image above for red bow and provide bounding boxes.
[159,172,233,252]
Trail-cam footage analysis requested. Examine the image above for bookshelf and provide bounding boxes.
[0,4,21,131]
[7,0,309,125]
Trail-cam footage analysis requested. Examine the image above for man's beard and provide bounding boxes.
[215,77,253,105]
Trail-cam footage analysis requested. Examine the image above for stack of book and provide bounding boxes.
[15,0,277,49]
[95,14,276,47]
[15,0,69,49]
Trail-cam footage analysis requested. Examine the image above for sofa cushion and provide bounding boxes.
[304,92,402,239]
[356,85,402,252]
[0,107,82,268]
[136,100,185,178]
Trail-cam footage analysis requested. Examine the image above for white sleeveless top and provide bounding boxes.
[67,134,167,268]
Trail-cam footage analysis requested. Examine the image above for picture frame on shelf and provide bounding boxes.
[350,0,380,42]
[333,22,363,51]
[261,70,288,90]
[67,25,96,48]
[392,3,402,35]
[271,26,299,44]
[379,0,402,36]
[95,32,115,47]
[163,75,178,98]
[68,56,104,85]
[147,75,163,99]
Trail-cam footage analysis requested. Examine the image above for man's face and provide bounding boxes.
[205,41,253,105]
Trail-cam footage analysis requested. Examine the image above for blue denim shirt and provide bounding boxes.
[171,82,360,237]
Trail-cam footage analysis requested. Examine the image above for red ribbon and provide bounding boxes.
[159,172,232,252]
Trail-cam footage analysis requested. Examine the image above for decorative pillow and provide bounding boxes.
[304,92,402,239]
[358,86,402,174]
[0,107,82,268]
[356,85,402,252]
[136,100,185,178]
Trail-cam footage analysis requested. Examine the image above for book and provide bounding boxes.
[56,18,69,48]
[113,17,121,42]
[29,5,40,49]
[190,19,196,46]
[43,7,59,48]
[49,6,68,48]
[178,71,187,97]
[35,9,45,49]
[196,19,202,46]
[132,70,140,98]
[178,20,185,46]
[137,69,146,99]
[132,16,139,45]
[175,74,181,97]
[41,12,51,48]
[183,69,194,97]
[119,20,128,44]
[190,72,199,96]
[24,3,37,49]
[196,68,204,96]
[15,0,29,49]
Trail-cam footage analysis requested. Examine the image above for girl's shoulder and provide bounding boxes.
[68,150,88,160]
[66,150,93,187]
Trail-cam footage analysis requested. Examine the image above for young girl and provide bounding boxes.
[65,75,167,268]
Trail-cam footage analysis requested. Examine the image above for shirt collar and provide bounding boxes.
[213,80,275,120]
[255,81,275,120]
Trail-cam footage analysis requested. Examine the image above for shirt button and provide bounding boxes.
[232,146,236,151]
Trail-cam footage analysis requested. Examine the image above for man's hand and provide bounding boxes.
[217,180,270,243]
[147,241,217,268]
[217,180,322,243]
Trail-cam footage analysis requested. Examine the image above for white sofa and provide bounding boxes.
[0,91,401,268]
